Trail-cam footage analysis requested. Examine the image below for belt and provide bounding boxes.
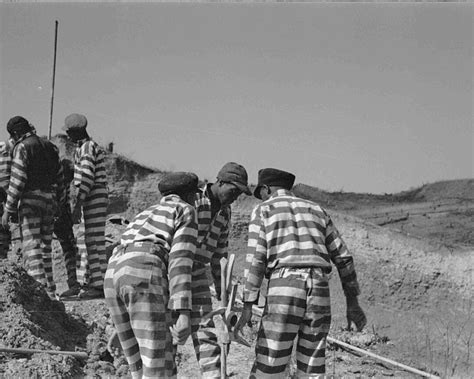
[123,241,169,265]
[270,266,327,279]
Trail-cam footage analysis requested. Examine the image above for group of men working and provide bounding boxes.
[0,113,367,378]
[104,167,367,377]
[0,113,108,299]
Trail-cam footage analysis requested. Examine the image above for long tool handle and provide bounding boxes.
[326,337,440,379]
[242,304,439,379]
[220,257,228,379]
[0,346,88,360]
[220,258,228,306]
[225,254,235,293]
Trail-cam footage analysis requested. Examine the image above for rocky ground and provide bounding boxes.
[0,147,471,378]
[1,207,471,378]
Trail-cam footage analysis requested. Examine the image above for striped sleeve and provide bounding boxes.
[5,144,28,213]
[0,143,11,190]
[210,208,230,297]
[194,192,213,264]
[52,145,66,208]
[243,206,260,280]
[243,205,268,303]
[56,163,66,208]
[325,211,360,297]
[74,141,96,201]
[168,203,197,310]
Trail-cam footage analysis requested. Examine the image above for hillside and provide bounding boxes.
[28,142,471,378]
[53,135,473,249]
[293,180,474,247]
[101,153,473,376]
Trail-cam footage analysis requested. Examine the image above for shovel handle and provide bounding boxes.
[0,346,88,360]
[220,258,228,306]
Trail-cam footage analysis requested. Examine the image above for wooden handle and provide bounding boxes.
[0,346,88,360]
[220,258,228,306]
[326,337,439,379]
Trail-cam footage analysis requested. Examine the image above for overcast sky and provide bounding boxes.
[1,3,472,193]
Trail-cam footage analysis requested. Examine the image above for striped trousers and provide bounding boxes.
[104,248,176,379]
[76,184,108,288]
[250,267,331,379]
[54,206,78,288]
[189,263,221,378]
[18,190,56,291]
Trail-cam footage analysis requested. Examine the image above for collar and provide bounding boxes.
[14,131,36,148]
[75,137,90,147]
[269,189,294,199]
[161,194,182,203]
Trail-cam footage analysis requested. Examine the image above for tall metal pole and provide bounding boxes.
[48,20,59,140]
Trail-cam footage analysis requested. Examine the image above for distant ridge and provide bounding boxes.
[52,138,472,247]
[293,178,474,209]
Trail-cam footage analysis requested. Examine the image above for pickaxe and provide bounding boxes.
[202,254,251,379]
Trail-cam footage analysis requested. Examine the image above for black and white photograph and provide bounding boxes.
[0,1,472,378]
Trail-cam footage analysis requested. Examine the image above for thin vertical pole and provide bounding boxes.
[48,20,59,140]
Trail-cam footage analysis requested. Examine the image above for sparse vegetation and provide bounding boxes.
[2,150,472,378]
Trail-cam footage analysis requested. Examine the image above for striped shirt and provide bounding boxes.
[119,195,197,310]
[5,134,65,214]
[243,189,360,303]
[194,184,231,292]
[74,139,107,202]
[0,141,11,190]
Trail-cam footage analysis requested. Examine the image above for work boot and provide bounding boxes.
[59,283,81,298]
[78,286,104,299]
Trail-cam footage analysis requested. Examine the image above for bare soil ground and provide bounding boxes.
[0,149,472,378]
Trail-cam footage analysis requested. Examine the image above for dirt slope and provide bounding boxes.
[1,149,472,378]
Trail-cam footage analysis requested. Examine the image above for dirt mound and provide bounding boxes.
[0,262,125,378]
[0,262,86,377]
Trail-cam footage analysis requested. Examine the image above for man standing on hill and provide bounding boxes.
[0,138,13,259]
[235,168,366,378]
[191,162,251,378]
[1,116,65,297]
[63,113,108,299]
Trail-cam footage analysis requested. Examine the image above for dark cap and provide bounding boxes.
[254,168,296,199]
[62,113,88,132]
[159,172,199,196]
[216,162,251,195]
[7,116,32,135]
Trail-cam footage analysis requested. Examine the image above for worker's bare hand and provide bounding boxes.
[346,297,367,332]
[170,312,191,345]
[234,304,252,336]
[107,330,122,357]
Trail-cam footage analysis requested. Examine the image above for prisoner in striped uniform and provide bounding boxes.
[0,140,12,258]
[1,116,65,296]
[56,158,81,298]
[191,162,251,378]
[0,140,12,190]
[63,113,108,299]
[104,172,198,379]
[235,168,366,379]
